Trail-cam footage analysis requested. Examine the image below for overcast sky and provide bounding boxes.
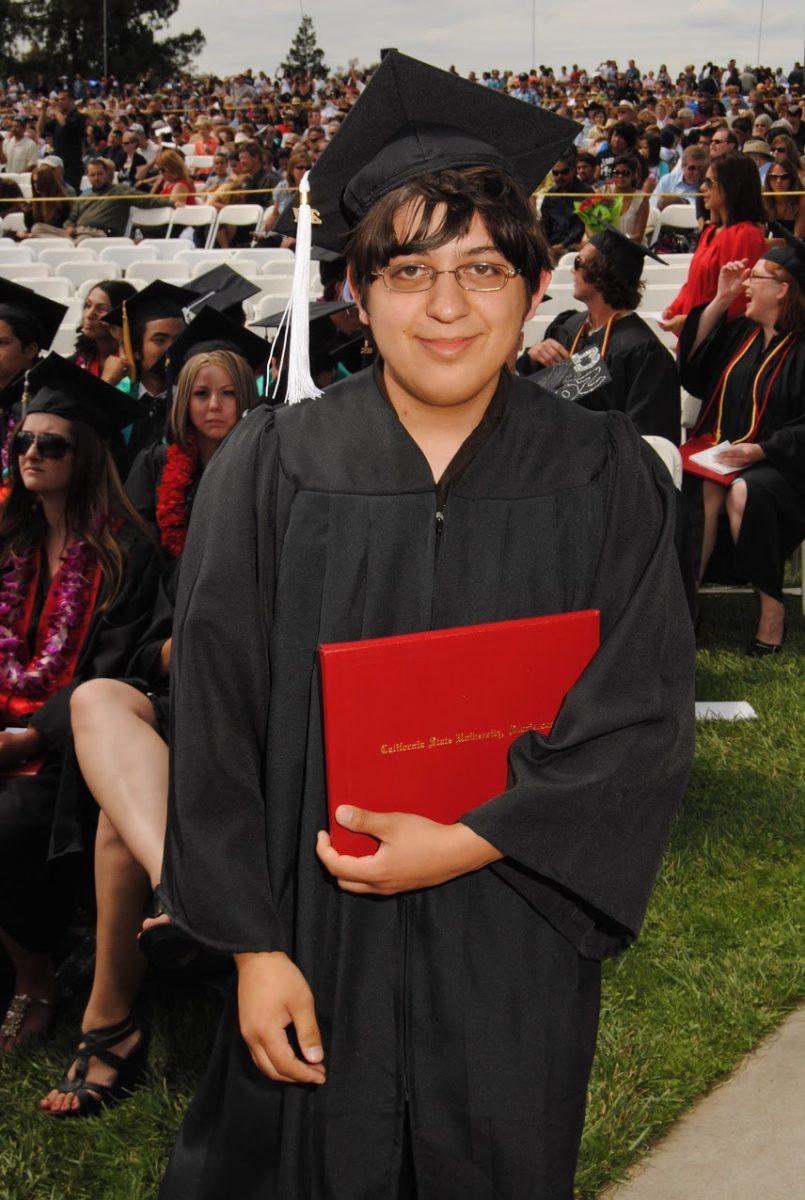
[168,1,804,80]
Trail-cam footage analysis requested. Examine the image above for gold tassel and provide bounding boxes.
[121,301,136,384]
[21,369,31,415]
[361,336,373,358]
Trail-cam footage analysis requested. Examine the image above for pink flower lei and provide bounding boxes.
[0,541,97,699]
[1,413,15,476]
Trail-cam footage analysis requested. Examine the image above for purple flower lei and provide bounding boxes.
[0,540,97,699]
[1,413,15,476]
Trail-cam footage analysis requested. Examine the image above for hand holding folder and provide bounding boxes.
[319,611,600,857]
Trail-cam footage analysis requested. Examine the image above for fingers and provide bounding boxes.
[335,804,390,839]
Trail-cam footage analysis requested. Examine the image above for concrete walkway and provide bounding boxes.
[600,1005,805,1200]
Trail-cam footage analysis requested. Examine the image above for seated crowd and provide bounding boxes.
[0,56,802,1129]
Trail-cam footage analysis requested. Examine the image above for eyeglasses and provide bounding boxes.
[611,169,633,178]
[767,172,792,181]
[372,262,520,293]
[13,431,75,460]
[772,146,787,153]
[701,176,716,187]
[684,163,705,172]
[573,255,591,272]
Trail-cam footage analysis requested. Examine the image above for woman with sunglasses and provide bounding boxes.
[678,230,805,654]
[0,357,162,1052]
[763,155,805,238]
[38,330,261,1115]
[660,153,768,336]
[605,155,651,242]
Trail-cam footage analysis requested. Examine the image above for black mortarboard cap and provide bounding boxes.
[0,277,67,350]
[185,264,261,321]
[155,306,269,376]
[250,299,355,331]
[275,51,580,251]
[764,222,805,288]
[20,353,149,437]
[103,279,198,333]
[589,228,667,287]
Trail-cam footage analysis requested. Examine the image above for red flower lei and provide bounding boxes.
[155,434,200,559]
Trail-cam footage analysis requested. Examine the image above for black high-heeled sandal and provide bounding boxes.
[45,1014,149,1118]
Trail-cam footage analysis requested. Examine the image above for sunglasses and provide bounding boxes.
[768,172,791,181]
[14,431,75,460]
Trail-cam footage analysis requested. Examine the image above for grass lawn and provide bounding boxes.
[0,591,803,1200]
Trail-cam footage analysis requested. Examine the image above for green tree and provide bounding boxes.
[17,0,204,83]
[281,15,328,78]
[0,1,30,77]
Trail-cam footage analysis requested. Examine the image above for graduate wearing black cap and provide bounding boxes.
[518,228,681,443]
[678,225,805,654]
[184,263,262,325]
[253,299,365,400]
[0,354,162,1052]
[101,280,198,476]
[0,277,67,396]
[159,53,694,1200]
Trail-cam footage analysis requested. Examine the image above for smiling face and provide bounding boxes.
[15,412,75,498]
[353,206,544,411]
[743,260,787,325]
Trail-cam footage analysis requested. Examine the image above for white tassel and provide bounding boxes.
[277,171,323,405]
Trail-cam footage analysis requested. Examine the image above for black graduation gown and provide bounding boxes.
[518,310,682,445]
[159,369,695,1200]
[678,305,805,599]
[118,394,169,479]
[0,525,162,953]
[125,441,168,527]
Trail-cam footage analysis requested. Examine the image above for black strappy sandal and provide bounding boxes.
[45,1015,150,1118]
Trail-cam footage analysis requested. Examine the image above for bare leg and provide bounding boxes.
[71,679,168,885]
[41,812,147,1112]
[39,679,166,1109]
[0,928,56,1052]
[726,482,785,646]
[699,480,728,584]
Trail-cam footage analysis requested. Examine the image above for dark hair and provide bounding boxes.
[711,153,765,226]
[611,121,638,148]
[0,417,149,609]
[764,261,805,335]
[763,155,803,223]
[731,116,752,134]
[347,166,551,304]
[576,151,597,167]
[73,279,136,359]
[643,132,662,167]
[611,154,643,183]
[0,304,45,350]
[237,140,263,161]
[582,248,643,311]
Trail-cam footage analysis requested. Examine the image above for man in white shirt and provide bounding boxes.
[0,117,39,173]
[649,145,707,210]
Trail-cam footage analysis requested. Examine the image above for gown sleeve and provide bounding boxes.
[676,303,751,401]
[618,335,681,444]
[125,556,179,684]
[460,413,696,960]
[28,528,164,751]
[125,443,164,525]
[160,407,287,955]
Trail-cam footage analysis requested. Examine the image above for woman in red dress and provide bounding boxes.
[661,153,768,335]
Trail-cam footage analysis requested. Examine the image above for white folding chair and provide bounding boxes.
[52,325,79,356]
[0,246,35,265]
[137,238,186,261]
[38,248,98,269]
[556,251,578,269]
[28,237,82,258]
[658,203,698,231]
[2,173,33,199]
[232,247,295,265]
[522,316,557,348]
[642,436,683,490]
[124,260,191,283]
[638,284,682,313]
[0,263,50,281]
[681,390,703,432]
[174,249,230,273]
[124,206,173,238]
[180,144,195,158]
[25,277,74,301]
[185,156,214,175]
[207,204,264,249]
[98,244,159,272]
[250,293,294,324]
[166,205,217,241]
[55,262,121,289]
[537,288,585,316]
[1,213,27,236]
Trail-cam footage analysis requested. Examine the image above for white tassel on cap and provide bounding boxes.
[275,171,322,405]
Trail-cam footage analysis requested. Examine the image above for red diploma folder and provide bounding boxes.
[319,610,600,856]
[681,436,743,487]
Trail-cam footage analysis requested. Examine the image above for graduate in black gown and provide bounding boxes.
[0,356,161,1051]
[678,225,805,654]
[518,229,681,443]
[254,299,369,404]
[0,279,67,461]
[159,54,695,1200]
